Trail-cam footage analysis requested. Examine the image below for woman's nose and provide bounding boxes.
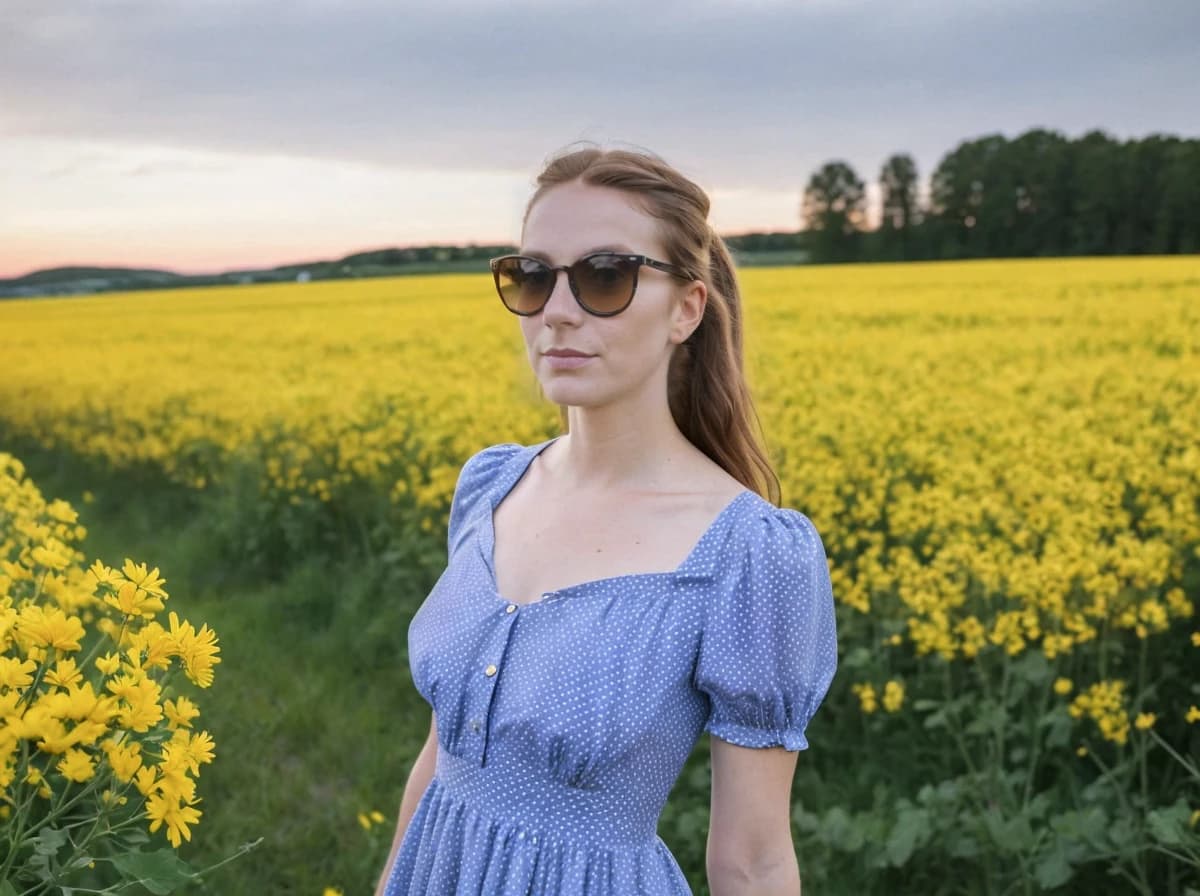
[542,269,581,320]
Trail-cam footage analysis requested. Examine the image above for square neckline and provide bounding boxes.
[480,436,754,608]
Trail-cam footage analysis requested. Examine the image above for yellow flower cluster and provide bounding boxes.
[851,680,905,714]
[1068,679,1131,745]
[358,808,386,830]
[0,453,221,856]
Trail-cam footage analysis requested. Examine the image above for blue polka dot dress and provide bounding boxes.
[382,437,839,895]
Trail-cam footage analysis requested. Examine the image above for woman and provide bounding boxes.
[376,144,838,895]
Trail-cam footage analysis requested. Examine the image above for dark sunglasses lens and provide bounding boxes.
[495,258,552,314]
[574,254,637,314]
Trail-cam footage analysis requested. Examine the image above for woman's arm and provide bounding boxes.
[373,710,440,896]
[706,736,803,896]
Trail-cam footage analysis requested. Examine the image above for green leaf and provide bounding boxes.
[842,646,873,670]
[34,826,69,856]
[117,826,152,847]
[1050,806,1108,848]
[1011,650,1050,686]
[923,708,948,730]
[966,701,1007,736]
[1107,816,1139,859]
[886,808,930,866]
[820,806,865,852]
[1042,712,1073,749]
[0,880,18,896]
[110,849,198,895]
[984,810,1036,853]
[1146,801,1190,847]
[1034,847,1073,888]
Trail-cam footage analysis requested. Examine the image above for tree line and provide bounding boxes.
[800,128,1200,263]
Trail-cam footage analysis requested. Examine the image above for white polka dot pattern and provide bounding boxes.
[382,438,839,895]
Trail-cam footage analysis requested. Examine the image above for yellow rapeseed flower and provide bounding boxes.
[31,543,71,571]
[1134,712,1156,730]
[57,748,96,783]
[0,656,37,689]
[164,729,215,776]
[163,696,200,729]
[882,680,905,713]
[103,738,144,783]
[128,622,176,670]
[134,766,159,798]
[1186,705,1200,724]
[45,657,83,689]
[145,791,202,848]
[1053,677,1073,696]
[120,559,168,598]
[105,581,165,619]
[17,605,86,652]
[166,612,221,687]
[851,682,878,714]
[115,676,164,733]
[85,560,122,589]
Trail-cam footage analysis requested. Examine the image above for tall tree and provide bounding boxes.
[1007,128,1073,256]
[801,161,866,262]
[1157,139,1200,253]
[879,153,920,260]
[929,134,1009,258]
[1068,130,1124,254]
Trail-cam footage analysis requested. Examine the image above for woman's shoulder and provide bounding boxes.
[457,441,529,485]
[719,492,830,589]
[446,439,544,552]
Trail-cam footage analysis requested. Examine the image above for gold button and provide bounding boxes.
[505,604,516,614]
[484,664,497,677]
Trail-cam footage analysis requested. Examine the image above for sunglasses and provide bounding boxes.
[489,252,696,317]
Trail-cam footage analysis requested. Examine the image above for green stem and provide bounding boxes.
[1136,638,1149,812]
[1148,730,1200,780]
[0,742,37,883]
[77,608,130,672]
[1147,843,1200,866]
[1021,665,1054,809]
[1084,743,1154,893]
[995,650,1011,810]
[16,648,56,713]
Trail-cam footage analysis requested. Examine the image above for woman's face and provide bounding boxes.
[517,180,705,411]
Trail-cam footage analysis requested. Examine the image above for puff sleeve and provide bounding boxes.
[446,443,523,556]
[695,507,838,751]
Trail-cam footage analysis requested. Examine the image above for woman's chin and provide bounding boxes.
[539,383,601,407]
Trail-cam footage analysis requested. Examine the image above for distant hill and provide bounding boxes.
[0,233,808,299]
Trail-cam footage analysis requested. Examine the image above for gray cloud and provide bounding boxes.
[2,0,1197,195]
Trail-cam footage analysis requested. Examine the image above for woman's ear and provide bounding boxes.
[670,280,707,344]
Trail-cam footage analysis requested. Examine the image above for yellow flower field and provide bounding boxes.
[3,258,1198,676]
[2,255,1197,889]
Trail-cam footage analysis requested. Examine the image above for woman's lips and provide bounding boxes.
[544,353,594,370]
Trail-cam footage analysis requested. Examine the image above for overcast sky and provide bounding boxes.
[2,0,1197,277]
